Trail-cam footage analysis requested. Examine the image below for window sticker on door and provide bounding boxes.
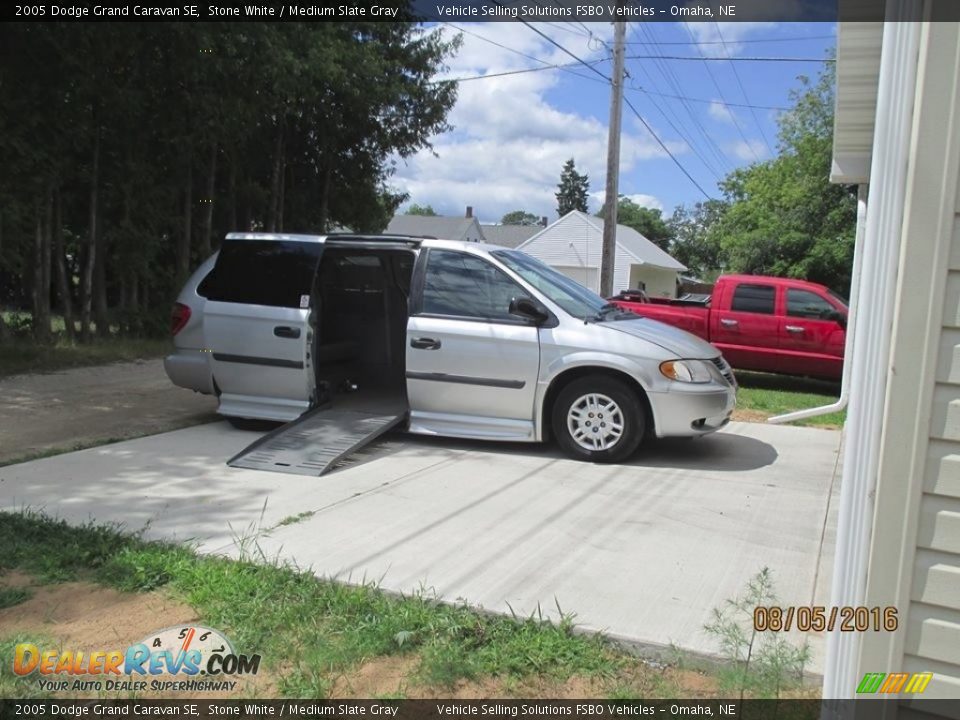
[299,294,310,309]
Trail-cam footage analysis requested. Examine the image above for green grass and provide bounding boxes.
[0,586,32,609]
[734,371,845,428]
[0,510,624,698]
[0,336,171,378]
[0,633,55,699]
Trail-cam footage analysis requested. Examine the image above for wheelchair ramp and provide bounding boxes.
[227,406,406,476]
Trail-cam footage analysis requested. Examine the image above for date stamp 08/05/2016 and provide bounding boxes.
[753,605,899,633]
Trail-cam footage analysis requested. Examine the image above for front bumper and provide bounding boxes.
[648,382,736,437]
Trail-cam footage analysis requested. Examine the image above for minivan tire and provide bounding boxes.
[552,376,645,463]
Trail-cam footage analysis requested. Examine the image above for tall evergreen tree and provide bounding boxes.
[555,159,589,216]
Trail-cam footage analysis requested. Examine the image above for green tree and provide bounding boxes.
[555,159,589,216]
[707,61,856,295]
[596,197,673,250]
[0,23,459,340]
[667,200,728,280]
[500,210,540,226]
[406,204,438,216]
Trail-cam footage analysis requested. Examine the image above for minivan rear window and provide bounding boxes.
[199,239,322,308]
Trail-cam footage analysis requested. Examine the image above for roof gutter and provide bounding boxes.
[821,13,921,700]
[767,184,866,424]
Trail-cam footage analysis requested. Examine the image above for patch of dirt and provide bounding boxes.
[731,408,772,423]
[331,655,420,697]
[329,654,720,700]
[732,407,843,430]
[0,572,276,699]
[2,574,726,701]
[0,360,218,465]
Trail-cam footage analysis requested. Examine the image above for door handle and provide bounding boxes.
[274,326,301,339]
[410,337,441,350]
[720,318,738,327]
[785,325,805,333]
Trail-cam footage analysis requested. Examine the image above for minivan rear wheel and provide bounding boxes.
[552,376,645,463]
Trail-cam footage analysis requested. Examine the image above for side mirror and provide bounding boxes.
[826,310,847,328]
[509,296,549,324]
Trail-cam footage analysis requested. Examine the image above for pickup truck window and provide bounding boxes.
[422,249,525,322]
[731,284,775,314]
[787,289,836,319]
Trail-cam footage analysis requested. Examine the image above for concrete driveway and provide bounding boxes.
[0,420,842,673]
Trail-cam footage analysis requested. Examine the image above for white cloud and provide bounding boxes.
[708,100,737,125]
[683,21,780,58]
[389,23,686,223]
[625,194,664,211]
[727,139,769,161]
[590,191,664,212]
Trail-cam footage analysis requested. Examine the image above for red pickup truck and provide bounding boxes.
[610,274,848,381]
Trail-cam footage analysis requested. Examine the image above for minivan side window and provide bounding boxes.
[730,284,775,314]
[787,288,836,319]
[200,240,322,308]
[421,249,527,322]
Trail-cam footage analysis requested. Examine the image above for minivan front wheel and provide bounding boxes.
[552,376,645,463]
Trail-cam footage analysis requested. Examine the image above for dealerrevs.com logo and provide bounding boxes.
[13,625,261,693]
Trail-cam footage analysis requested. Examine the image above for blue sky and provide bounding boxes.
[390,21,837,224]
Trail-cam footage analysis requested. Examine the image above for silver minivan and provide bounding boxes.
[165,233,736,463]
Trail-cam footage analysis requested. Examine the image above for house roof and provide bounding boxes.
[521,211,685,271]
[385,215,482,241]
[479,224,542,248]
[831,22,883,184]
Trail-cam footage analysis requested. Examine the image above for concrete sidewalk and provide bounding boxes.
[0,420,842,673]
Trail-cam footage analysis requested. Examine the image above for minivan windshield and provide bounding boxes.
[492,250,614,320]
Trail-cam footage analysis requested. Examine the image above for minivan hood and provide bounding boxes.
[602,317,719,358]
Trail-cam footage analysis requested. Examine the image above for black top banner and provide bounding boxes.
[0,0,956,23]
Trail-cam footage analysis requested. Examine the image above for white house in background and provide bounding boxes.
[479,223,544,249]
[385,206,485,242]
[517,210,686,297]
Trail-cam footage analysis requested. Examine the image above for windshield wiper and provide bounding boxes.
[586,303,622,323]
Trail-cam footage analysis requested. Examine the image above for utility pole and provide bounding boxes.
[600,20,626,298]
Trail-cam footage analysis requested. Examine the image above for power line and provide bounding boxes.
[715,22,776,157]
[632,87,790,112]
[625,55,836,62]
[624,96,714,200]
[501,12,612,82]
[683,22,760,163]
[437,60,607,84]
[444,23,607,86]
[634,23,733,176]
[621,29,726,181]
[447,14,717,202]
[622,34,836,46]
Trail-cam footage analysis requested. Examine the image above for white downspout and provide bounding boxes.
[821,14,921,701]
[767,184,866,424]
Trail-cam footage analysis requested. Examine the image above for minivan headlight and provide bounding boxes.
[659,359,713,384]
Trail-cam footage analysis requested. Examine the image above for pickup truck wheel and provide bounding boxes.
[552,376,645,463]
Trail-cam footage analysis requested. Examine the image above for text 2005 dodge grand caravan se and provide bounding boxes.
[165,233,736,463]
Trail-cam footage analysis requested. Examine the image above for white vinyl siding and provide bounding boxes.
[554,265,599,292]
[909,198,960,696]
[853,18,960,701]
